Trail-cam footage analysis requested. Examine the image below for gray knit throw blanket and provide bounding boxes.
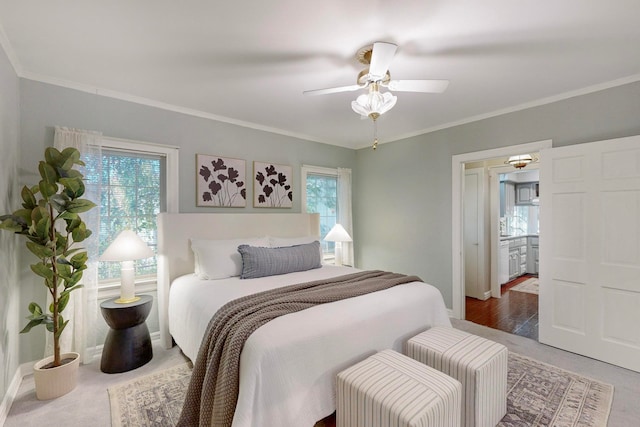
[176,270,422,427]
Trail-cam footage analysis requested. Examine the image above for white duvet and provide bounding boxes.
[168,265,451,427]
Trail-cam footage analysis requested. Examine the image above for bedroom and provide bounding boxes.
[1,1,640,426]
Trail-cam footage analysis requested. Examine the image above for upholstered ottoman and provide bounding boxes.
[336,349,462,427]
[406,327,508,427]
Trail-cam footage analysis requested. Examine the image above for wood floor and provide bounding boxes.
[465,274,539,340]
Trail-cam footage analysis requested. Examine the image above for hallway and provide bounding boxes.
[465,275,538,340]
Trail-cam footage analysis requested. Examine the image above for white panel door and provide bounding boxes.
[464,168,485,299]
[539,135,640,372]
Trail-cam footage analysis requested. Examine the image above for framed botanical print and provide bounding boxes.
[253,161,293,208]
[196,154,246,207]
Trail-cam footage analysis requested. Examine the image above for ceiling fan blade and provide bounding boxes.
[303,84,364,96]
[369,42,398,80]
[385,79,449,93]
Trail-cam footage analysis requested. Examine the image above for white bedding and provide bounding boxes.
[168,265,451,427]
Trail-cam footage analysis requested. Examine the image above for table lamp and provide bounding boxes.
[100,230,154,303]
[324,223,352,266]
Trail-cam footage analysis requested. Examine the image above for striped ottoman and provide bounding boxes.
[406,327,508,427]
[336,349,462,427]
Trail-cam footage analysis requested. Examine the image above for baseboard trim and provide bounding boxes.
[0,362,31,427]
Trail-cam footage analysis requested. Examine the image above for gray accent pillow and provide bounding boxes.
[238,241,322,279]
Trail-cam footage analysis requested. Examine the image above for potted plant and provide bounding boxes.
[0,146,96,399]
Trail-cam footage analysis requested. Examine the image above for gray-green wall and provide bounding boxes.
[0,44,20,411]
[353,81,640,307]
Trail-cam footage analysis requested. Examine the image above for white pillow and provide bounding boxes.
[191,237,269,279]
[268,235,320,248]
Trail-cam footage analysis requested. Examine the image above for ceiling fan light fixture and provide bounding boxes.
[506,154,536,169]
[351,83,397,118]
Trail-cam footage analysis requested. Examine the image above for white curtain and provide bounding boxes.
[337,168,354,267]
[47,126,102,364]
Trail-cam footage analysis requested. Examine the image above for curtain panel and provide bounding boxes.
[337,167,354,267]
[49,126,102,364]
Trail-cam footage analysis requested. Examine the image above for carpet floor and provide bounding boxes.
[107,351,613,427]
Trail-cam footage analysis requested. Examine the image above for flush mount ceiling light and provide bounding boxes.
[506,154,537,169]
[304,42,449,149]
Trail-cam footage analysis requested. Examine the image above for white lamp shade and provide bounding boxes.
[324,224,353,242]
[100,230,154,262]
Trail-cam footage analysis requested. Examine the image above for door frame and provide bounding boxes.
[451,139,552,319]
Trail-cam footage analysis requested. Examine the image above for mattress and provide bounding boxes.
[168,265,451,427]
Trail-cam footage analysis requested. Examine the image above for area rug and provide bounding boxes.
[510,277,539,295]
[108,362,192,427]
[109,353,613,427]
[500,352,612,426]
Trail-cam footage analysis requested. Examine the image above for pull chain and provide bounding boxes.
[372,116,378,150]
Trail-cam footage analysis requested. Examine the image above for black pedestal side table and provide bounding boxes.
[100,294,153,373]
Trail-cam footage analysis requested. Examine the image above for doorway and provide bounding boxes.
[451,140,551,330]
[463,161,541,340]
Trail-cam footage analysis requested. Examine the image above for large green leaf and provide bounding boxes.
[25,241,54,259]
[57,292,70,313]
[70,251,88,267]
[35,217,51,241]
[49,194,68,213]
[66,199,96,214]
[44,147,62,166]
[12,209,32,226]
[30,262,54,280]
[71,224,88,242]
[38,180,57,200]
[0,218,23,233]
[59,148,78,171]
[66,270,83,287]
[65,217,81,232]
[59,177,84,198]
[20,318,45,334]
[38,160,58,185]
[56,263,72,280]
[28,302,43,316]
[60,147,82,167]
[54,232,67,253]
[59,211,78,220]
[21,186,37,209]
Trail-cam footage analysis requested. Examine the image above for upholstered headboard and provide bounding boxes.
[156,212,320,348]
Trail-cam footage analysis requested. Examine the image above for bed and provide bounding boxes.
[157,212,451,427]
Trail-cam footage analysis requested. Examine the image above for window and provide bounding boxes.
[97,138,178,287]
[302,165,353,265]
[306,173,338,256]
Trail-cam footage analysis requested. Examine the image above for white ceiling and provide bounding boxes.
[1,0,639,149]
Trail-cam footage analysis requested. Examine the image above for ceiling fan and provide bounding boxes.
[303,41,449,149]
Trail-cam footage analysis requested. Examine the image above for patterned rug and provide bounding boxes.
[109,353,612,427]
[511,277,539,295]
[108,362,192,427]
